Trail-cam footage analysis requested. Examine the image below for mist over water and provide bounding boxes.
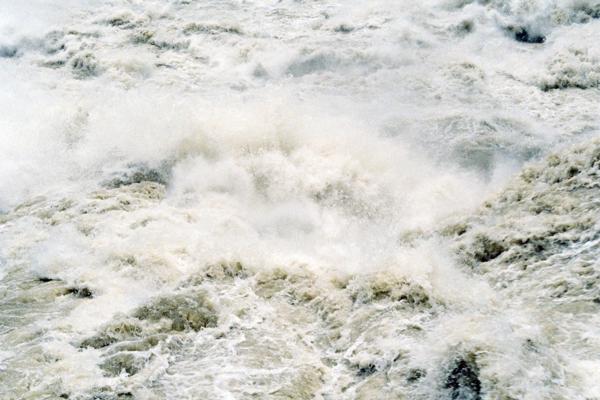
[1,0,599,399]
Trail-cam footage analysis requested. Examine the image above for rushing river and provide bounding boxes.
[1,0,600,399]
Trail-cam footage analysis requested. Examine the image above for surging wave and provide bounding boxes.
[1,0,600,399]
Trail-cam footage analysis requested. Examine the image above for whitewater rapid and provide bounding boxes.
[1,0,599,399]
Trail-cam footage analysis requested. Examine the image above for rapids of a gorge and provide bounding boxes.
[1,1,600,399]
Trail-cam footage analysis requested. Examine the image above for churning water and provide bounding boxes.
[1,0,600,399]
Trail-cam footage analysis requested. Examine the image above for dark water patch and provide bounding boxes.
[471,234,506,263]
[103,163,171,189]
[80,321,143,349]
[66,30,101,39]
[444,354,481,400]
[86,389,136,400]
[43,31,66,55]
[286,53,341,77]
[334,24,354,33]
[100,353,145,376]
[441,223,469,237]
[506,26,545,44]
[111,334,165,352]
[182,23,243,35]
[0,45,19,58]
[131,30,189,51]
[65,287,94,298]
[347,273,433,308]
[37,276,60,283]
[459,20,474,33]
[356,363,377,377]
[71,53,100,78]
[253,267,317,303]
[254,268,291,299]
[203,261,248,281]
[133,292,217,332]
[108,17,130,27]
[149,39,189,51]
[103,13,137,30]
[252,63,269,78]
[406,368,426,383]
[541,80,598,92]
[30,276,94,299]
[453,20,474,36]
[41,59,67,69]
[572,4,600,23]
[131,30,154,45]
[463,230,574,267]
[80,291,217,383]
[81,334,119,350]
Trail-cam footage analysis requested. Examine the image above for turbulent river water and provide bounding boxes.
[1,0,600,399]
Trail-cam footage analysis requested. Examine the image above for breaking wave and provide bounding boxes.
[1,0,599,399]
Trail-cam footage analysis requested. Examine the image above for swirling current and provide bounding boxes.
[1,1,600,399]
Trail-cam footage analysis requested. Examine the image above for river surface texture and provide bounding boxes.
[1,1,600,399]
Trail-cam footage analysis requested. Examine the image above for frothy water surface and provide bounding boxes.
[1,0,599,399]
